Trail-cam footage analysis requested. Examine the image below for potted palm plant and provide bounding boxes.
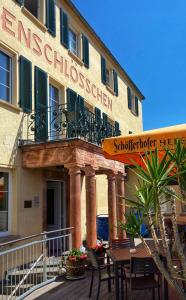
[118,140,186,300]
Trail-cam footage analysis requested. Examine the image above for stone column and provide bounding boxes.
[107,172,117,241]
[117,173,126,239]
[69,166,82,248]
[85,167,97,248]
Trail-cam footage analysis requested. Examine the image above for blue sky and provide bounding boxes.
[72,0,186,130]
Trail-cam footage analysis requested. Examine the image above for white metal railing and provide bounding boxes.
[0,227,73,299]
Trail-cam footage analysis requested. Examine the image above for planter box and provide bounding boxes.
[66,260,86,279]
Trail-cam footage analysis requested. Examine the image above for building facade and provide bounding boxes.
[0,0,144,248]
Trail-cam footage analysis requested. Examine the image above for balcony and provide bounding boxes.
[20,104,121,146]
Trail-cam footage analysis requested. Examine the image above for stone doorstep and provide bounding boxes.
[24,281,64,300]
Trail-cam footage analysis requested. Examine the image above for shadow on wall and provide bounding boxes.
[8,112,25,166]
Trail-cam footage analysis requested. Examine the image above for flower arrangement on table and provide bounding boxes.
[90,240,106,265]
[91,240,105,254]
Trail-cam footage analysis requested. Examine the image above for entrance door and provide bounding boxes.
[46,181,66,231]
[46,181,66,252]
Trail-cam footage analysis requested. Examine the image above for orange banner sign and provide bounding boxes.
[102,124,186,165]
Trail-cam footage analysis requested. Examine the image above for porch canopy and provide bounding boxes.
[102,124,186,166]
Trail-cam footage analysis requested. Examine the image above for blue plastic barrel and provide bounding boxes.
[135,212,149,237]
[97,214,109,241]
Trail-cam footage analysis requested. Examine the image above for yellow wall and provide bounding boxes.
[0,0,143,131]
[0,0,143,240]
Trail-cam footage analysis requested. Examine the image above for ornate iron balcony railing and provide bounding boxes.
[21,104,121,146]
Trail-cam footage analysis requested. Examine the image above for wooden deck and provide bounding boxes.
[27,269,179,300]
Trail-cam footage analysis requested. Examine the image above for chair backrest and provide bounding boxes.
[87,250,99,269]
[110,238,131,249]
[131,257,158,275]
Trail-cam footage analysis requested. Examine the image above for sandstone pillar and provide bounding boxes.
[69,166,82,248]
[107,172,117,241]
[117,173,126,239]
[85,167,97,248]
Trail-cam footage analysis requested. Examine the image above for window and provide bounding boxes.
[69,29,78,56]
[101,56,118,95]
[106,67,113,89]
[49,84,60,139]
[0,172,9,233]
[127,87,139,116]
[24,0,39,18]
[0,50,12,103]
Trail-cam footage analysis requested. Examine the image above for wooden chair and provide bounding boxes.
[88,249,114,300]
[110,238,131,297]
[126,257,161,300]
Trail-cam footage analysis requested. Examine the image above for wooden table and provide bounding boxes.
[107,244,168,300]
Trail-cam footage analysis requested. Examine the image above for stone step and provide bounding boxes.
[2,283,33,296]
[7,267,61,283]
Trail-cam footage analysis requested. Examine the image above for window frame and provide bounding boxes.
[22,0,45,24]
[0,49,12,104]
[0,170,12,237]
[105,65,114,90]
[68,27,79,57]
[128,87,139,116]
[48,79,65,139]
[131,94,138,116]
[24,0,39,19]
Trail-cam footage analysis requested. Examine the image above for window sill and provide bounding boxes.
[21,7,47,33]
[68,50,84,66]
[0,99,22,113]
[106,84,115,96]
[130,109,138,117]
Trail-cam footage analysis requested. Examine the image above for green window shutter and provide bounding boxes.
[16,0,24,5]
[77,95,84,115]
[115,121,121,136]
[102,112,108,127]
[60,9,69,49]
[113,70,118,96]
[127,87,132,110]
[66,88,77,137]
[95,107,101,125]
[102,113,108,137]
[77,95,85,127]
[82,35,89,68]
[46,0,56,37]
[35,66,48,141]
[19,55,32,113]
[101,56,106,85]
[67,88,77,112]
[135,96,139,116]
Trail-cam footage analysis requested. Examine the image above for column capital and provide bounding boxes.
[84,165,96,177]
[116,172,125,181]
[67,165,82,176]
[107,171,117,180]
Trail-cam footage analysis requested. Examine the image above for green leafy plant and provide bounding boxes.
[119,140,186,299]
[118,209,142,240]
[67,249,87,261]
